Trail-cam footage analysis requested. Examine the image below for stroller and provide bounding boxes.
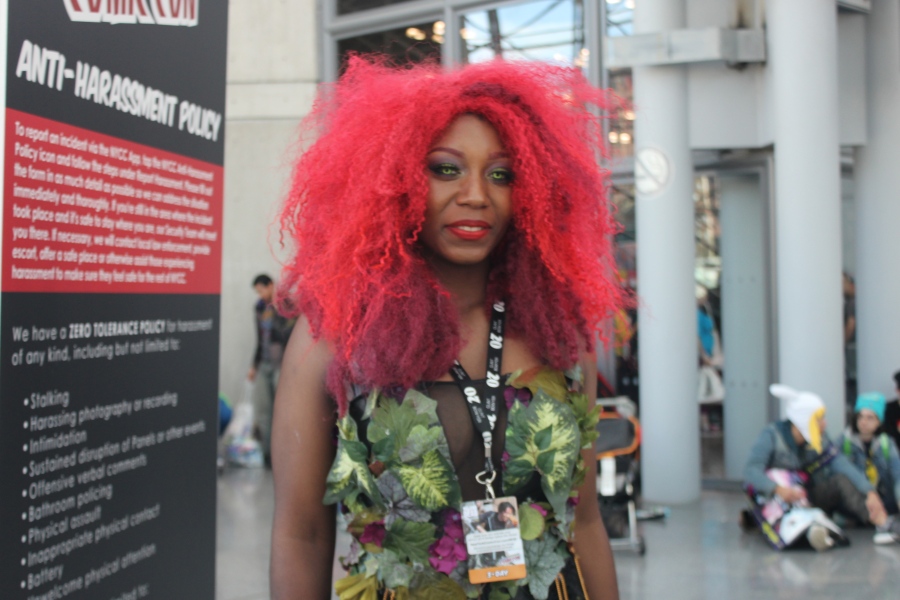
[596,396,646,555]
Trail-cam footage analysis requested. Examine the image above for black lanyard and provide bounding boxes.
[449,301,506,499]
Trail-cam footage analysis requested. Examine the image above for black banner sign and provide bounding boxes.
[0,2,227,599]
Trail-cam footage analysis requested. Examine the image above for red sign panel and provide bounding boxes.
[3,108,222,294]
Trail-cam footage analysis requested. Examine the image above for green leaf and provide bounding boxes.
[397,449,461,511]
[399,425,445,463]
[368,395,435,465]
[376,472,431,526]
[534,426,553,451]
[372,435,397,463]
[337,414,360,442]
[346,439,370,463]
[545,487,571,533]
[378,549,414,589]
[362,388,379,421]
[518,504,546,541]
[325,438,383,508]
[569,392,601,449]
[522,537,565,600]
[409,572,467,600]
[536,450,557,475]
[383,519,436,565]
[507,366,569,402]
[502,393,580,498]
[487,583,520,600]
[505,458,535,483]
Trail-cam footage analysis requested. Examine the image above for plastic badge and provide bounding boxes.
[461,496,527,584]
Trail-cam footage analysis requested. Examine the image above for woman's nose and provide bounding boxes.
[458,174,488,207]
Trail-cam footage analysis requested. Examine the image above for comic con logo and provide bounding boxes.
[63,0,198,27]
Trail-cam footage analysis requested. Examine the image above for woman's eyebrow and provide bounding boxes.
[427,147,509,160]
[427,147,462,157]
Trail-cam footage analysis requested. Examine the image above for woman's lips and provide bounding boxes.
[446,220,491,241]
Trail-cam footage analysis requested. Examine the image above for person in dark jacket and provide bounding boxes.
[248,274,294,464]
[883,370,900,451]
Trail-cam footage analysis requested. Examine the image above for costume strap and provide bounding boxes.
[801,442,838,475]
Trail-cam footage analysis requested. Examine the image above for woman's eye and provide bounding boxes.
[489,168,513,184]
[430,163,460,177]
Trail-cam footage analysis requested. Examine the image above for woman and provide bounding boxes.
[839,392,900,521]
[271,57,622,600]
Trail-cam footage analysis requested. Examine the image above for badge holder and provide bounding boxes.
[451,302,527,585]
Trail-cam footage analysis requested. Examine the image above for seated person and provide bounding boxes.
[743,384,900,549]
[838,392,900,528]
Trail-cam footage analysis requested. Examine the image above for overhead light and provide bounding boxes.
[432,34,444,44]
[623,110,635,121]
[460,27,476,41]
[406,27,426,41]
[620,132,632,144]
[433,20,446,35]
[625,0,635,8]
[608,131,620,144]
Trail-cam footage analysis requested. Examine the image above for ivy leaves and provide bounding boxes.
[326,389,459,512]
[384,519,436,564]
[504,391,581,518]
[376,471,430,527]
[325,436,383,510]
[398,449,460,511]
[522,538,566,600]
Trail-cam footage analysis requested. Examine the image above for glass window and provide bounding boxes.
[605,0,634,38]
[607,69,634,160]
[338,21,444,70]
[337,0,417,17]
[459,0,588,72]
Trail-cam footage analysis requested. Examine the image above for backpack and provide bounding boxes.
[842,433,890,461]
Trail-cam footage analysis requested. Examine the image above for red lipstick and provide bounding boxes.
[446,220,491,241]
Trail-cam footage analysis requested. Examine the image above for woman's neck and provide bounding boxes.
[859,431,875,443]
[429,258,490,316]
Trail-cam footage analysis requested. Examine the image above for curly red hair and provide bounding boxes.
[279,56,622,414]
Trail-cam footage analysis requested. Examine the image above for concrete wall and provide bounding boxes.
[684,3,866,150]
[220,0,319,405]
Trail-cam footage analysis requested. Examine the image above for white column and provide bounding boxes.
[633,0,700,503]
[855,0,900,399]
[767,0,844,435]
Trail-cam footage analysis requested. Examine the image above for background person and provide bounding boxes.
[247,273,294,466]
[839,393,900,526]
[884,371,900,450]
[744,385,900,548]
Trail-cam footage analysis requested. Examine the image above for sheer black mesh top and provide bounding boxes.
[418,378,509,501]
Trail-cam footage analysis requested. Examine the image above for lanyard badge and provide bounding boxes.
[449,301,506,500]
[450,301,528,584]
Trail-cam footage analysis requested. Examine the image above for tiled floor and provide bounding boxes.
[216,467,900,600]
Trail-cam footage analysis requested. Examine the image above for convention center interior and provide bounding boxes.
[1,1,899,599]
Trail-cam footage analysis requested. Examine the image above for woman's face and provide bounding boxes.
[857,409,880,438]
[420,114,513,269]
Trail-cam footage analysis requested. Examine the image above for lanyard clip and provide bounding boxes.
[476,469,496,499]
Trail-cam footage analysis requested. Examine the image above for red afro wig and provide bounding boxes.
[280,56,623,414]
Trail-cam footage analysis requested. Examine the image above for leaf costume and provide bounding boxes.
[325,366,600,600]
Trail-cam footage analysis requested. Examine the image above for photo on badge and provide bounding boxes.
[461,496,527,584]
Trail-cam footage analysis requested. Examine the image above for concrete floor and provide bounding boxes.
[216,467,900,600]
